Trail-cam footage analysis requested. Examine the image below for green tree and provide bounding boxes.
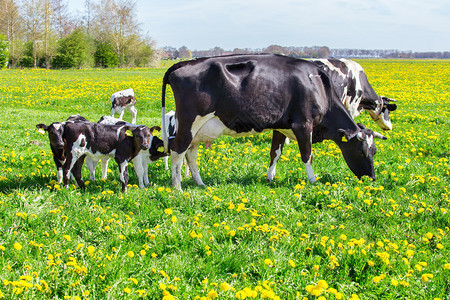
[0,34,9,68]
[94,40,118,67]
[52,29,89,68]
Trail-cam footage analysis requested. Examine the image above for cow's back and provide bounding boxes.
[168,54,333,133]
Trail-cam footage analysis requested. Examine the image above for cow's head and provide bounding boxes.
[372,96,397,131]
[337,123,386,180]
[36,122,66,152]
[126,125,152,151]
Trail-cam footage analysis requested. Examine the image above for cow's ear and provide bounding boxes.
[36,124,48,134]
[338,129,355,142]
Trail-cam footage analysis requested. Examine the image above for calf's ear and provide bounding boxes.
[149,126,161,136]
[36,124,48,134]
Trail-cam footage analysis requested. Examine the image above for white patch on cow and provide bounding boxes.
[267,145,282,182]
[132,154,145,188]
[304,162,316,183]
[318,59,346,79]
[72,134,87,157]
[57,169,63,184]
[53,123,63,131]
[119,161,128,183]
[116,126,125,141]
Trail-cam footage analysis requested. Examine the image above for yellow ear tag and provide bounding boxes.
[342,135,348,142]
[152,130,159,136]
[125,130,133,137]
[38,128,45,135]
[157,147,165,152]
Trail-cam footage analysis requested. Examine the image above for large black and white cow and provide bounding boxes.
[110,88,137,124]
[36,115,108,184]
[311,58,397,130]
[160,54,386,189]
[266,58,395,181]
[61,122,152,192]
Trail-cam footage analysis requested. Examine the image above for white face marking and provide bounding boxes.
[54,123,63,131]
[71,134,87,158]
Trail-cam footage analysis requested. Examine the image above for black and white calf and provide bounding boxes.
[37,115,107,184]
[161,54,386,189]
[62,122,151,192]
[97,115,167,187]
[110,88,137,124]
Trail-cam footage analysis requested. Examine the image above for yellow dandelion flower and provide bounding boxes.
[124,287,131,294]
[127,251,134,258]
[14,242,22,251]
[164,208,173,215]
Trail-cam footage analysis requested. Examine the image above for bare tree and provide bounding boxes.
[0,0,23,66]
[51,0,75,39]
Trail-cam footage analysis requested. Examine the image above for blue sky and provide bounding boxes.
[68,0,449,52]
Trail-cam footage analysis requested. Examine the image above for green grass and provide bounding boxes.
[0,60,449,299]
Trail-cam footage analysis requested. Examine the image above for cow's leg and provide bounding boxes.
[132,154,145,189]
[54,156,64,184]
[142,158,149,186]
[267,130,286,182]
[63,153,77,188]
[164,156,169,170]
[117,160,129,193]
[129,105,137,124]
[71,157,86,189]
[184,157,190,178]
[118,110,125,121]
[185,145,203,186]
[292,125,316,183]
[84,156,98,182]
[171,150,186,189]
[100,158,109,179]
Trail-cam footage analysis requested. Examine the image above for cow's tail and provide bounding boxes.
[161,70,169,153]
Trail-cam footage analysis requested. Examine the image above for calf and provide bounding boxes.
[62,122,151,192]
[98,115,167,187]
[36,115,106,184]
[110,88,137,124]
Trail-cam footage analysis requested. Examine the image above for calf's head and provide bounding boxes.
[125,125,152,151]
[36,122,65,152]
[337,123,386,180]
[149,135,168,161]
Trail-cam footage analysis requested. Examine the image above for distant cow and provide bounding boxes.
[36,115,107,184]
[62,122,152,192]
[161,54,386,189]
[97,115,167,187]
[110,88,137,124]
[311,58,397,130]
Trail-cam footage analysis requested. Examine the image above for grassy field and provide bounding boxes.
[0,60,449,299]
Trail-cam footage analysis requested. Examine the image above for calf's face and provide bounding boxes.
[129,126,152,151]
[149,135,168,161]
[37,122,65,151]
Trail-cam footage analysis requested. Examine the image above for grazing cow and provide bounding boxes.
[36,115,106,184]
[97,115,168,187]
[160,54,386,189]
[266,58,396,181]
[110,88,137,124]
[62,122,152,192]
[310,58,397,130]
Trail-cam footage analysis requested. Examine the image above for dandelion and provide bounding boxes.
[63,235,71,241]
[445,263,450,270]
[124,287,131,294]
[14,242,22,251]
[289,260,296,268]
[164,208,173,215]
[220,282,231,291]
[171,215,177,223]
[264,259,274,267]
[208,289,219,298]
[421,274,434,282]
[127,251,135,258]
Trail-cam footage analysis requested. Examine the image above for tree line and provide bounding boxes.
[162,45,450,60]
[0,0,154,69]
